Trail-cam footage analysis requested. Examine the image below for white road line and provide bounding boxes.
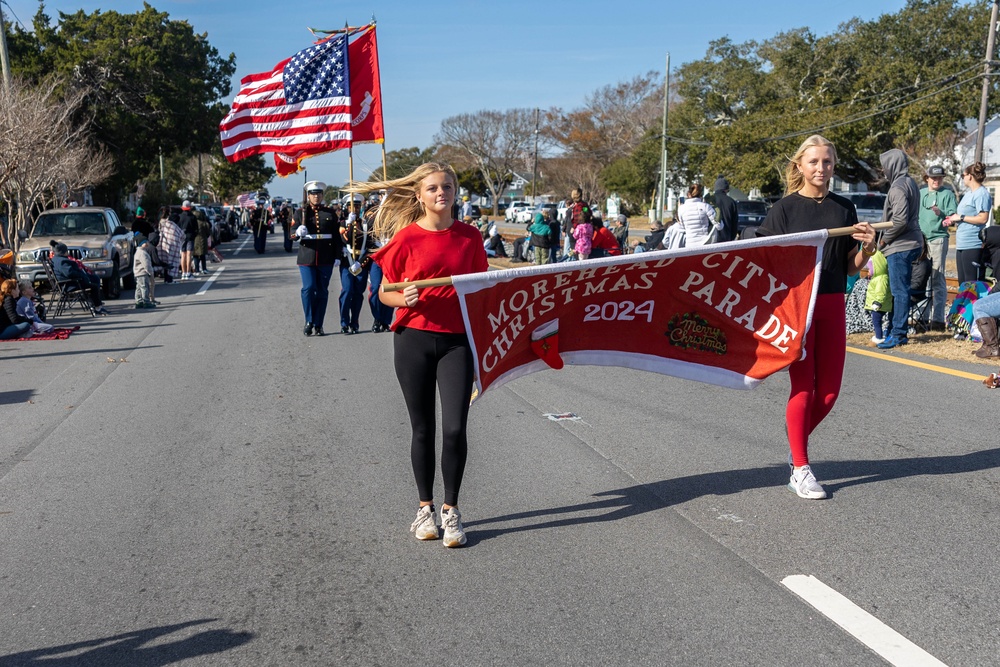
[782,575,948,667]
[231,234,253,256]
[195,266,226,295]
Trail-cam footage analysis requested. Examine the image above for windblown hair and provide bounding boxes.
[785,134,837,196]
[964,161,987,185]
[345,162,458,240]
[0,278,18,300]
[687,182,704,199]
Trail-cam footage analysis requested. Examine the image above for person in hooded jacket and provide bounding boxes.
[875,149,924,349]
[713,176,739,243]
[293,181,343,336]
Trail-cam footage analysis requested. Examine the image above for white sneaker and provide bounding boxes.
[871,335,885,344]
[409,505,439,541]
[441,507,467,548]
[789,465,827,499]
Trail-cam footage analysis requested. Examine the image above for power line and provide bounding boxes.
[757,73,980,143]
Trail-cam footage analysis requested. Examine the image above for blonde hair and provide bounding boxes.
[345,162,458,240]
[0,278,18,300]
[785,134,837,196]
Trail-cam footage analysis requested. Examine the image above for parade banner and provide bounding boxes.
[453,231,828,398]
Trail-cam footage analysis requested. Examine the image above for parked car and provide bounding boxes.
[557,200,568,223]
[518,202,558,224]
[16,207,135,299]
[844,192,887,223]
[736,200,770,233]
[468,204,482,221]
[505,201,531,223]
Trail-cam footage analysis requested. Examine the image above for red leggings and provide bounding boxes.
[787,293,846,467]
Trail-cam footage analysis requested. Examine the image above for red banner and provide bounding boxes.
[453,232,827,397]
[348,25,384,144]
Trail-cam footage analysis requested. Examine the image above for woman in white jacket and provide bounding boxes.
[676,183,725,245]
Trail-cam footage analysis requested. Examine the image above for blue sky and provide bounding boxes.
[3,0,928,199]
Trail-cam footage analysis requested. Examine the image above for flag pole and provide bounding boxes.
[381,222,893,292]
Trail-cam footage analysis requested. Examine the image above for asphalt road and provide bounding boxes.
[1,231,997,666]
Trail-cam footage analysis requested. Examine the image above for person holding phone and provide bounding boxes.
[918,165,957,331]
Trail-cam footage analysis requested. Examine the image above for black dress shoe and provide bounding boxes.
[341,326,352,335]
[351,327,359,334]
[314,326,325,336]
[303,323,313,336]
[372,322,382,333]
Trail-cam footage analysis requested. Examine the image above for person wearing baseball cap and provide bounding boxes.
[919,164,957,330]
[460,194,472,221]
[293,181,342,336]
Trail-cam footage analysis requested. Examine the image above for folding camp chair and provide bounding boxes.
[41,256,96,318]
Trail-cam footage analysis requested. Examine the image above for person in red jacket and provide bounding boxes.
[590,223,623,258]
[349,162,488,548]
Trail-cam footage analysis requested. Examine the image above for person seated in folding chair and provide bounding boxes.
[49,240,108,315]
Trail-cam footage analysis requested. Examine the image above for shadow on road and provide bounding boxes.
[0,619,254,667]
[0,390,35,406]
[465,448,1000,543]
[0,345,163,361]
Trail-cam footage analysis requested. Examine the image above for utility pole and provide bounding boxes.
[0,6,12,91]
[531,108,539,204]
[657,53,670,222]
[158,147,165,196]
[976,0,999,163]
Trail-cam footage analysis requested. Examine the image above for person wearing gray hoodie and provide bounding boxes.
[876,149,924,349]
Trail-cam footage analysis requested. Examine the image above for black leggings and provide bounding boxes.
[393,327,474,507]
[956,248,985,284]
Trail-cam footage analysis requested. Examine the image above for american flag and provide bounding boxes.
[219,35,351,163]
[237,193,257,209]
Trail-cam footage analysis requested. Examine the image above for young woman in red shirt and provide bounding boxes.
[349,163,488,547]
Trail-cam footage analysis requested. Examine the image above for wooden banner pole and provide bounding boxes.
[381,221,892,292]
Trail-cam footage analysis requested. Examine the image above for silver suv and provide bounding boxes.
[16,207,135,299]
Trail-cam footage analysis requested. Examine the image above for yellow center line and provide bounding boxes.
[847,345,989,381]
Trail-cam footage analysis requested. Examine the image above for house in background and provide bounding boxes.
[956,116,1000,208]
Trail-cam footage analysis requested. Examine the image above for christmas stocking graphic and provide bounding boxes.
[530,319,564,370]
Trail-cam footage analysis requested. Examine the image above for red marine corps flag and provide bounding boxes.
[451,232,829,398]
[347,24,384,145]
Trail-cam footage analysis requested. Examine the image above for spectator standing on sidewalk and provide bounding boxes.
[875,149,924,350]
[133,238,155,309]
[713,176,738,243]
[918,165,957,331]
[177,201,198,280]
[946,162,992,284]
[156,206,182,283]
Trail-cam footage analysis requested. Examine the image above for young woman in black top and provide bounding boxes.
[757,135,876,500]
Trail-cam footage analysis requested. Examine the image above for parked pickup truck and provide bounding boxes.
[504,201,531,223]
[16,207,135,299]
